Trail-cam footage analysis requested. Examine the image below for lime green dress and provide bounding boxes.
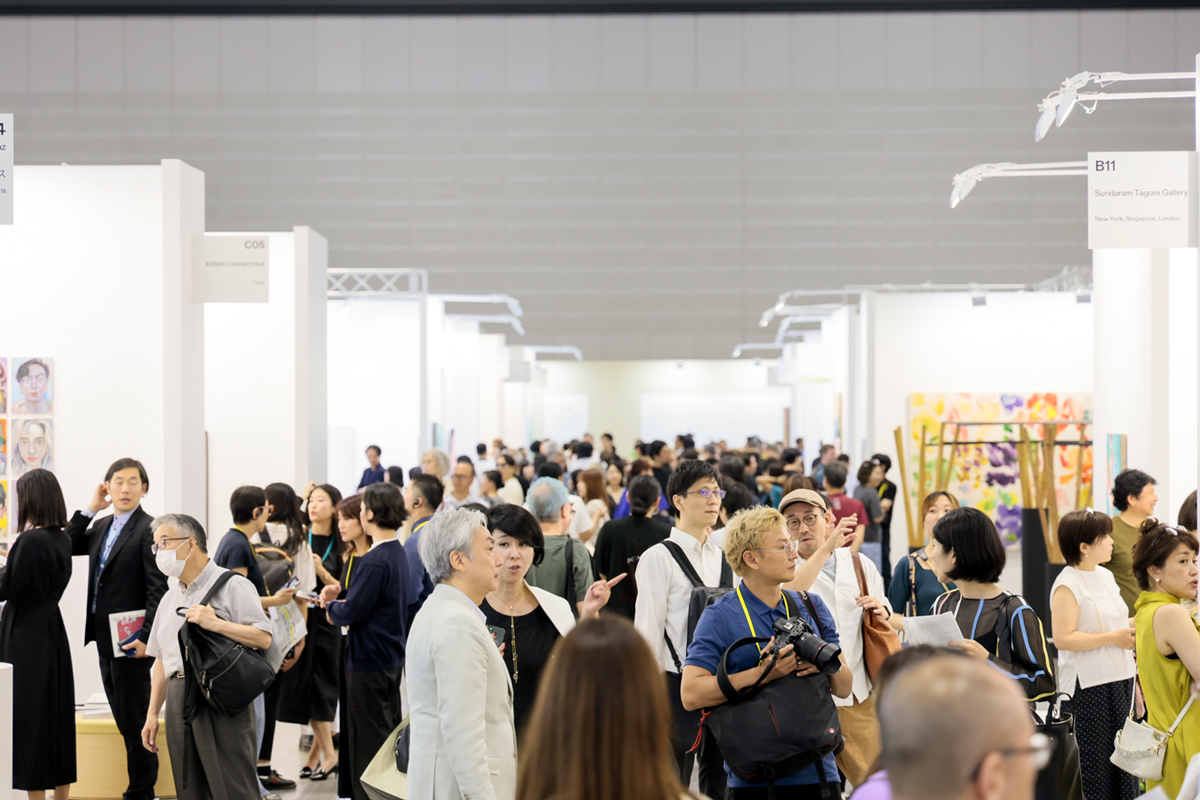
[1135,591,1200,797]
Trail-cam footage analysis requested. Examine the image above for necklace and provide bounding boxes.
[1077,567,1127,669]
[493,582,525,683]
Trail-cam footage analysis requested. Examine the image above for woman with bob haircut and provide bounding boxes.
[928,507,1056,702]
[1050,509,1137,800]
[516,615,700,800]
[1131,519,1200,798]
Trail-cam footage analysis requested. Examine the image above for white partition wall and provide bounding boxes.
[204,228,328,544]
[0,160,206,702]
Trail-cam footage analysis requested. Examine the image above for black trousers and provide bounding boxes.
[664,671,727,800]
[346,668,403,800]
[99,654,158,800]
[258,671,284,763]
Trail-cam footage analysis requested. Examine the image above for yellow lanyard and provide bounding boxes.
[736,585,792,654]
[344,553,356,587]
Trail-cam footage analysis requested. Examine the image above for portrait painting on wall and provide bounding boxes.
[0,357,7,413]
[0,419,6,477]
[10,357,53,415]
[0,481,7,537]
[11,419,52,478]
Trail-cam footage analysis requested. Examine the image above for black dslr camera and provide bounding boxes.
[770,615,842,675]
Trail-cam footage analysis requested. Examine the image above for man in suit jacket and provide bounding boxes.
[407,507,516,800]
[66,458,167,800]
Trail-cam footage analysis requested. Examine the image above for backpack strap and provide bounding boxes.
[715,635,775,702]
[662,540,704,588]
[564,537,579,619]
[793,590,827,640]
[719,554,733,589]
[907,553,919,616]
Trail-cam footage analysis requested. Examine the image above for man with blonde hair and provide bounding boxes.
[681,506,852,799]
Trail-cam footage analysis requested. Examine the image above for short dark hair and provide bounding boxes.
[872,453,892,472]
[386,465,405,486]
[717,454,745,484]
[410,473,444,512]
[836,454,850,464]
[483,470,503,491]
[1179,491,1198,532]
[1132,518,1200,591]
[366,445,382,456]
[537,462,563,480]
[819,444,836,455]
[105,457,149,487]
[823,461,848,489]
[16,468,67,531]
[781,448,801,466]
[15,358,50,383]
[230,485,267,526]
[1112,468,1156,512]
[576,441,594,458]
[627,475,662,516]
[721,482,756,519]
[454,459,476,476]
[1057,509,1113,567]
[647,440,668,459]
[602,433,613,441]
[477,443,487,457]
[530,440,542,455]
[666,460,720,516]
[856,460,880,485]
[363,482,408,530]
[499,453,517,469]
[487,503,545,567]
[930,507,1006,584]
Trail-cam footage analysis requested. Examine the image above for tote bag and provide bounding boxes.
[361,716,410,800]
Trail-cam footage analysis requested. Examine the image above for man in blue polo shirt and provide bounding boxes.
[682,506,852,800]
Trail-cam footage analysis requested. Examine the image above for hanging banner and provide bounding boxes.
[1088,151,1197,249]
[192,234,269,303]
[0,115,12,225]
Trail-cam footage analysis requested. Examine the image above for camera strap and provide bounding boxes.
[736,585,796,654]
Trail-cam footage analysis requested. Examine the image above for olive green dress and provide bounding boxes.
[1135,591,1200,798]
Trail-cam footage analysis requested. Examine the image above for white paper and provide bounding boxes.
[902,613,966,647]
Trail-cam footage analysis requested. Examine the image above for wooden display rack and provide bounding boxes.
[894,420,1093,560]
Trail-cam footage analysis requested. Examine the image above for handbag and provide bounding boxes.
[1033,695,1082,800]
[851,552,901,681]
[1112,676,1196,781]
[360,716,410,800]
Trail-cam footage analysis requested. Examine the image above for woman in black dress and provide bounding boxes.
[334,493,370,800]
[281,483,344,781]
[0,469,75,800]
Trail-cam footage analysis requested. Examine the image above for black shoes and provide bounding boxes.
[311,764,338,782]
[259,769,297,790]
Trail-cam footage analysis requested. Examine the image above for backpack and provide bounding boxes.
[660,539,734,671]
[703,590,844,800]
[254,544,295,595]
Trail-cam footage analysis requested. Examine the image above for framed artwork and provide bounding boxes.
[0,480,6,536]
[0,419,5,477]
[0,357,7,413]
[11,418,52,478]
[10,357,53,415]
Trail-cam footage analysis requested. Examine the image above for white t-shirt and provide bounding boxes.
[1051,566,1136,691]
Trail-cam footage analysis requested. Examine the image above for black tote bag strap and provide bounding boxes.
[564,537,579,618]
[719,555,733,589]
[715,636,775,703]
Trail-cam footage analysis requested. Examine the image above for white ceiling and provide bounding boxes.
[3,10,1197,356]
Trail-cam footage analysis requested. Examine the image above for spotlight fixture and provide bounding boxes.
[949,162,1087,209]
[970,291,987,307]
[1033,69,1197,142]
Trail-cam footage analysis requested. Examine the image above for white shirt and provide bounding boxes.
[634,528,725,674]
[567,495,590,538]
[440,493,481,512]
[801,548,892,705]
[499,478,525,505]
[1051,566,1136,692]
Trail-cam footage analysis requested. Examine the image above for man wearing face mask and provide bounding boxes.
[66,458,166,800]
[141,513,272,800]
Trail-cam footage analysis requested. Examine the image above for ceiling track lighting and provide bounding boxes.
[1034,70,1198,142]
[446,313,525,337]
[949,161,1088,208]
[523,345,583,362]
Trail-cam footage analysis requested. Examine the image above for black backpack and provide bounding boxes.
[704,590,844,800]
[660,539,734,671]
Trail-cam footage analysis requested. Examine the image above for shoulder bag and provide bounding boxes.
[660,540,734,671]
[851,552,901,681]
[1112,675,1196,781]
[1033,694,1083,800]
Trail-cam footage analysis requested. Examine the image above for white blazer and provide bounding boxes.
[406,583,518,800]
[527,585,576,637]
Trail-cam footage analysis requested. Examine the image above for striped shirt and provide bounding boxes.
[147,559,271,674]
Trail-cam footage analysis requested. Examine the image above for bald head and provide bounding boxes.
[879,656,1034,800]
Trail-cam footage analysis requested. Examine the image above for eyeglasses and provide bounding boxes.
[786,513,822,530]
[970,733,1055,780]
[151,537,190,554]
[683,489,726,500]
[749,541,801,556]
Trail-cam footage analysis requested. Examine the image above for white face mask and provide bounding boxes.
[156,542,190,579]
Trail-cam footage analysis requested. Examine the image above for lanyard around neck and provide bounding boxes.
[737,584,792,654]
[308,528,334,563]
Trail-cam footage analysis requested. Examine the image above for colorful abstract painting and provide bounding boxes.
[907,393,1093,547]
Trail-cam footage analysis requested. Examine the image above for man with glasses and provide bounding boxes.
[780,488,892,789]
[66,458,166,800]
[877,654,1043,800]
[141,513,272,800]
[634,459,730,797]
[681,505,852,800]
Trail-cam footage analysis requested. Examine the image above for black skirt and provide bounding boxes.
[277,605,342,724]
[1069,677,1140,800]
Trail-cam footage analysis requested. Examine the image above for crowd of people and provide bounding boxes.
[1,435,1198,800]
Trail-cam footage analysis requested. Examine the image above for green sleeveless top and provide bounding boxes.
[1134,591,1200,798]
